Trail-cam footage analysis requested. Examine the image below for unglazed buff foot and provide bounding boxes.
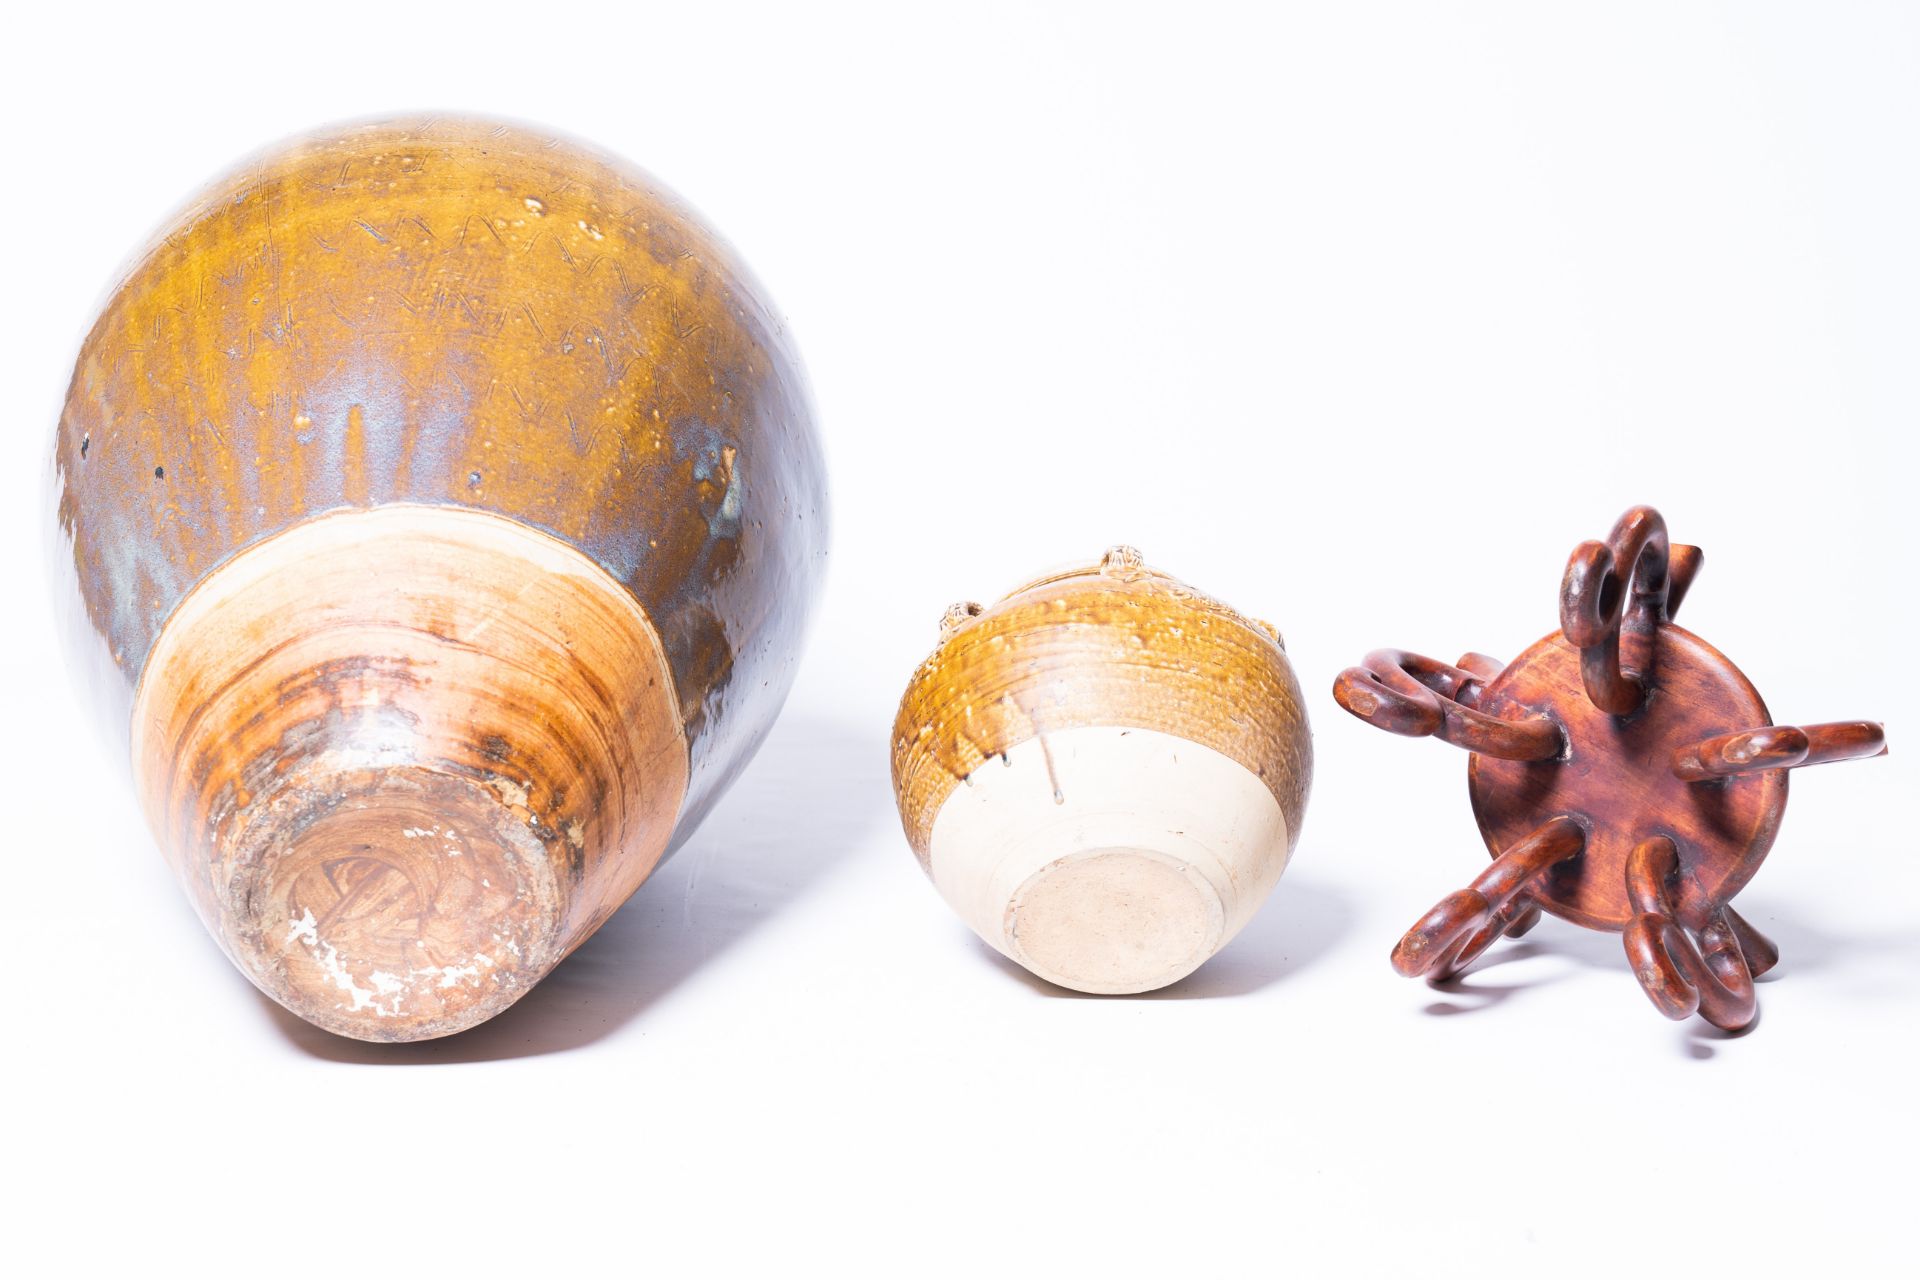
[132,506,686,1039]
[928,728,1290,993]
[892,548,1313,995]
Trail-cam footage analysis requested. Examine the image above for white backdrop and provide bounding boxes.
[4,3,1914,1274]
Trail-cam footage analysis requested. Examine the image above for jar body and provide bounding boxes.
[51,118,827,1040]
[891,551,1311,993]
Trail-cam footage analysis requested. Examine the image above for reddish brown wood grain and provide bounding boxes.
[1674,720,1888,780]
[1331,650,1563,761]
[1333,504,1887,1032]
[1468,624,1784,933]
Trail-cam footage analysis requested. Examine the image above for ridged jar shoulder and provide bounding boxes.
[52,116,826,819]
[890,555,1313,864]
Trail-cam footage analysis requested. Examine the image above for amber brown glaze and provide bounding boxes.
[52,118,825,1039]
[133,507,687,1040]
[890,547,1313,866]
[54,116,826,829]
[1333,504,1885,1031]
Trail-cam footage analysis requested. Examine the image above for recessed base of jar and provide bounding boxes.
[1006,847,1225,994]
[223,764,565,1040]
[925,726,1291,995]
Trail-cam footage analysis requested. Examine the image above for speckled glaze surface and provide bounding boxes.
[53,116,827,827]
[891,549,1313,866]
[49,117,826,1039]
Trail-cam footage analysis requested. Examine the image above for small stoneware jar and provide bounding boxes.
[890,547,1312,993]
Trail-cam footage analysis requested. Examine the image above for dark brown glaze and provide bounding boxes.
[52,116,827,828]
[1332,504,1886,1031]
[51,118,825,1040]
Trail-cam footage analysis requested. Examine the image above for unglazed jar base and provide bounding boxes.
[228,765,564,1030]
[132,505,688,1041]
[926,726,1291,994]
[1006,849,1225,994]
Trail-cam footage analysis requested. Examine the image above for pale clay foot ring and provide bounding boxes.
[1007,848,1226,994]
[926,726,1291,995]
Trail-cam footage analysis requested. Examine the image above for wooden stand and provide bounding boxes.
[1332,505,1885,1031]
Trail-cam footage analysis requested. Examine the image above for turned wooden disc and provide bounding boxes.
[1468,624,1787,932]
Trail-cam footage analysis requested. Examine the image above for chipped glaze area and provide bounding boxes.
[52,116,826,831]
[889,549,1314,868]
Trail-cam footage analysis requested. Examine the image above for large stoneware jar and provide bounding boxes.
[51,118,827,1041]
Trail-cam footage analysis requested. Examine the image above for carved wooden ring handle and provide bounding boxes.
[1559,505,1704,716]
[1624,912,1756,1030]
[1672,720,1888,781]
[1621,836,1757,1030]
[1391,815,1584,981]
[1560,505,1668,715]
[1332,649,1564,762]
